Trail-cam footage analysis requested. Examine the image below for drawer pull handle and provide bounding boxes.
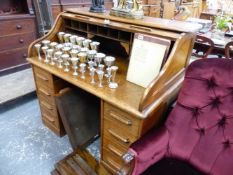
[38,88,51,96]
[102,161,119,174]
[23,53,27,58]
[16,25,22,30]
[108,145,123,157]
[106,158,121,170]
[129,25,152,32]
[36,73,48,81]
[19,39,24,43]
[43,113,55,123]
[109,111,132,126]
[108,129,129,144]
[41,101,53,110]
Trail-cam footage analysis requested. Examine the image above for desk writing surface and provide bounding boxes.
[28,57,145,118]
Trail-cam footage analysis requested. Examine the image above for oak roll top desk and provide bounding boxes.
[27,8,200,174]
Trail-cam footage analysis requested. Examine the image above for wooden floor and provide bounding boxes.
[52,150,98,175]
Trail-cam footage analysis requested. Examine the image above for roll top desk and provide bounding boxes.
[27,8,200,174]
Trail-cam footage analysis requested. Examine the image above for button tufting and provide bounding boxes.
[196,128,205,135]
[192,107,201,117]
[218,116,227,128]
[223,140,231,149]
[228,87,233,94]
[211,97,221,108]
[207,77,217,89]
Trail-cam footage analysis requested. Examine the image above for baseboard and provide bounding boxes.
[0,63,31,77]
[0,91,37,113]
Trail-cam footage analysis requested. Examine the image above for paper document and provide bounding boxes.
[127,33,171,88]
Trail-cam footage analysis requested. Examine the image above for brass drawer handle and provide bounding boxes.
[38,88,51,96]
[109,111,132,126]
[107,144,124,157]
[108,129,129,144]
[43,113,55,123]
[41,101,53,110]
[129,25,152,32]
[36,73,49,81]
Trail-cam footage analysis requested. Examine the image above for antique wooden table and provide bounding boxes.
[195,31,233,57]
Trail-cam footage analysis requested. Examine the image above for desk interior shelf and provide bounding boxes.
[64,19,133,44]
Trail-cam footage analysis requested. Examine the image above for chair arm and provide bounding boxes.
[119,127,169,175]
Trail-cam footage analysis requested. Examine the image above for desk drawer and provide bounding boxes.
[104,103,140,137]
[102,148,124,174]
[34,66,68,94]
[0,18,36,36]
[0,32,36,52]
[41,105,59,128]
[33,66,54,88]
[42,116,60,135]
[0,47,28,70]
[103,120,137,149]
[103,137,127,158]
[37,86,53,99]
[40,99,57,115]
[37,89,56,107]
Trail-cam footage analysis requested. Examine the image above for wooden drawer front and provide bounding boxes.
[104,103,140,137]
[36,73,68,95]
[37,88,56,106]
[34,66,68,94]
[36,80,54,96]
[37,86,53,99]
[0,19,36,36]
[33,66,54,88]
[0,47,28,70]
[42,116,60,134]
[0,32,36,52]
[102,148,124,174]
[103,120,137,149]
[41,104,59,128]
[103,137,127,158]
[40,98,57,115]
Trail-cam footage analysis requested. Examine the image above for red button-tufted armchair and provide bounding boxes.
[123,59,233,175]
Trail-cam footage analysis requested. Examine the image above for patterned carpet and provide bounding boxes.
[0,98,72,175]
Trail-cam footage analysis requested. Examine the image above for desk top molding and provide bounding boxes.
[66,8,202,33]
